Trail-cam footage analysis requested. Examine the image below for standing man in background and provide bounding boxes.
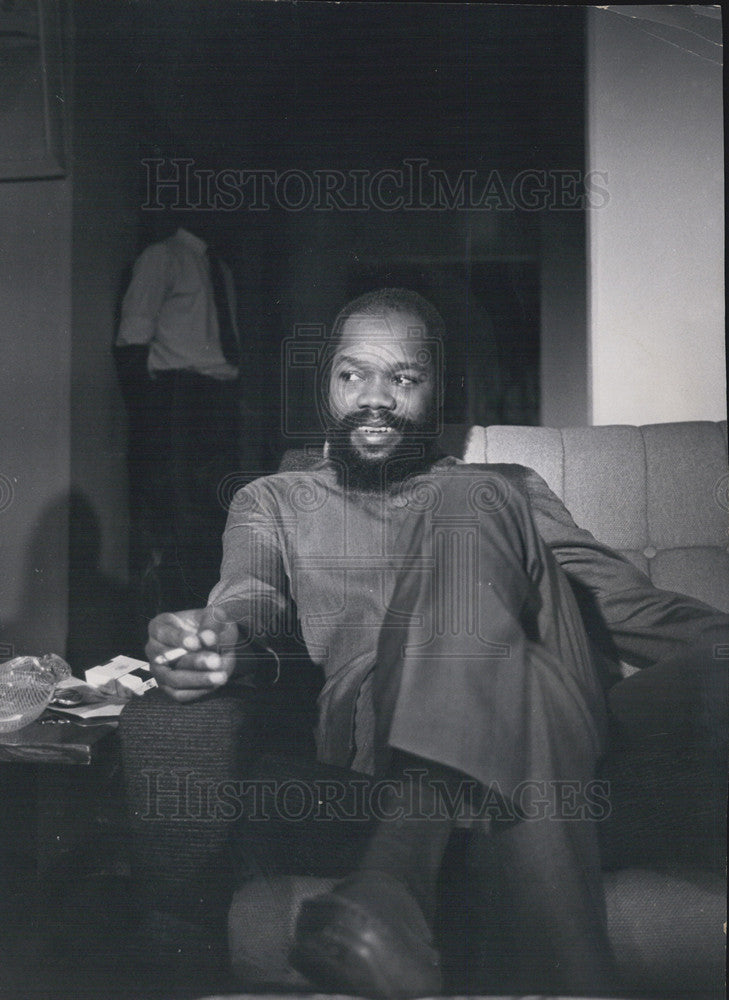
[115,221,242,624]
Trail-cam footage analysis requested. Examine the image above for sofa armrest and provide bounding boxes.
[118,646,321,922]
[119,687,258,926]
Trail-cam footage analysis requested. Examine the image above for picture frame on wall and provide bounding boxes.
[0,0,66,181]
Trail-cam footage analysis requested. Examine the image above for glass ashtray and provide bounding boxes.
[0,654,72,733]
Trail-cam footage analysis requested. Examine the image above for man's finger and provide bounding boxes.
[153,660,229,690]
[149,612,203,649]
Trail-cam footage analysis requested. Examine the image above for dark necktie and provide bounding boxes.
[207,251,240,367]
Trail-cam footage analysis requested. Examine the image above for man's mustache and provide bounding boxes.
[328,411,420,433]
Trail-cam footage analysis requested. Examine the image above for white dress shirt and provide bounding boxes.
[116,227,240,380]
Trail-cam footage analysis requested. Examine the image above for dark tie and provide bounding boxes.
[207,251,240,367]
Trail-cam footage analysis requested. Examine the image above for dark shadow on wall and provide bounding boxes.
[67,490,144,669]
[0,491,142,673]
[1,493,71,665]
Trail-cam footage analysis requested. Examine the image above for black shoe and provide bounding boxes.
[291,872,442,998]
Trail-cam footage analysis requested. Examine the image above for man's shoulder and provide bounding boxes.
[230,462,336,503]
[134,238,170,264]
[404,458,549,513]
[137,230,201,268]
[427,456,537,487]
[163,231,197,261]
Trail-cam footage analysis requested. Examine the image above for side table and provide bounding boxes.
[1,713,134,998]
[0,713,118,764]
[0,712,121,876]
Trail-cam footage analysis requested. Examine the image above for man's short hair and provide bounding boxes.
[331,288,446,343]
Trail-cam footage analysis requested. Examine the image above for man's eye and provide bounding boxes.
[393,374,419,386]
[339,371,363,382]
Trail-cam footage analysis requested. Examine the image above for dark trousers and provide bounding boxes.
[236,473,727,994]
[371,473,615,993]
[599,642,728,873]
[126,370,239,617]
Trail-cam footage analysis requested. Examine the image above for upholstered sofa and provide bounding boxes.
[119,420,728,996]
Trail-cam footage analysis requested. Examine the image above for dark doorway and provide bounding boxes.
[348,258,540,428]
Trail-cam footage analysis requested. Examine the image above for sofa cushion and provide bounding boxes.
[478,421,729,612]
[604,867,727,995]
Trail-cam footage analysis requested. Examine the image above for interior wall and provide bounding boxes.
[586,6,725,425]
[0,6,140,666]
[70,24,138,580]
[0,179,73,658]
[540,210,588,427]
[68,7,143,666]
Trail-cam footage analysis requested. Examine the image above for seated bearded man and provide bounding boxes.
[148,288,728,998]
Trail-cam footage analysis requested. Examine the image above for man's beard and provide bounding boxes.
[325,412,439,493]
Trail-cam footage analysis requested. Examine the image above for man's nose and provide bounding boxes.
[356,375,395,410]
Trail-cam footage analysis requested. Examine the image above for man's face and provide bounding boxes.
[325,309,438,486]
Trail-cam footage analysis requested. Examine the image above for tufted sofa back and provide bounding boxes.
[462,422,729,613]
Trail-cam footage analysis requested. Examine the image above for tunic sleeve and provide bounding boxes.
[520,466,729,668]
[207,480,298,649]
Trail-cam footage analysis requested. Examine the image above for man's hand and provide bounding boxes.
[147,608,240,702]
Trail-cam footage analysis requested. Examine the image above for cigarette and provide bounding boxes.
[154,647,189,665]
